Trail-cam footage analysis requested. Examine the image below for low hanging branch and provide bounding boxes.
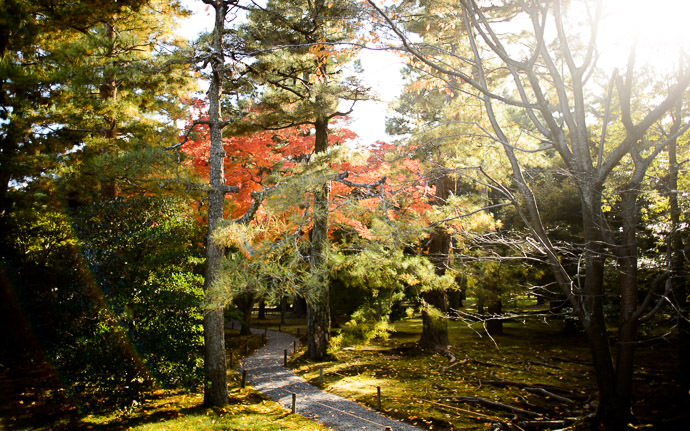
[234,183,281,225]
[332,170,387,197]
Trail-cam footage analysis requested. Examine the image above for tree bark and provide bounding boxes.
[419,172,453,348]
[667,135,689,402]
[258,298,266,320]
[306,116,331,360]
[235,291,254,336]
[202,1,229,407]
[611,187,640,425]
[280,295,288,324]
[578,188,620,429]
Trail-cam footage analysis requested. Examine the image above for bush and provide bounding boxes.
[7,196,206,409]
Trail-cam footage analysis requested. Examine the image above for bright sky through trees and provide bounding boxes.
[178,0,403,147]
[176,0,690,146]
[576,0,690,72]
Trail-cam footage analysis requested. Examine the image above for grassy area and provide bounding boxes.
[245,310,599,429]
[289,314,680,430]
[1,379,327,431]
[76,389,328,431]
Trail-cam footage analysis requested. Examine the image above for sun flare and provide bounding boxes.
[595,0,690,72]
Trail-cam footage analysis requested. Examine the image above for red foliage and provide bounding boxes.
[180,99,431,241]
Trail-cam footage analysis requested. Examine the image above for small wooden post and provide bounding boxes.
[264,327,268,337]
[262,333,265,344]
[291,393,296,414]
[244,343,248,354]
[319,366,323,386]
[377,385,382,411]
[241,369,247,388]
[284,349,288,366]
[293,340,296,352]
[278,324,282,332]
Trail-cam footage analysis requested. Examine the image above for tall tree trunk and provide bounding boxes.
[307,117,331,360]
[202,1,229,407]
[667,135,689,402]
[579,191,620,429]
[612,187,640,425]
[419,173,452,348]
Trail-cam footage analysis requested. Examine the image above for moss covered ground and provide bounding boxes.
[268,312,683,431]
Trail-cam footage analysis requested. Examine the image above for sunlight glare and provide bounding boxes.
[596,0,690,72]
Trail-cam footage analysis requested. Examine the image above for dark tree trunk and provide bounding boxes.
[419,172,453,348]
[612,187,640,424]
[293,295,307,317]
[306,117,331,360]
[258,298,266,320]
[477,292,485,315]
[235,292,254,336]
[447,288,463,309]
[578,190,622,429]
[420,288,449,348]
[667,136,689,402]
[280,295,288,325]
[202,1,229,407]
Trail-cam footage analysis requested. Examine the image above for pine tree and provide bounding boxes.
[237,0,367,359]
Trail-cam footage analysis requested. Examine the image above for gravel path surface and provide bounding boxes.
[239,326,422,431]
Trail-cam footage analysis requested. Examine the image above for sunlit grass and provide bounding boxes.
[293,315,595,430]
[76,389,329,431]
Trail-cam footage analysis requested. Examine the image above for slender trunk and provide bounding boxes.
[579,190,619,429]
[202,2,228,407]
[280,295,287,325]
[612,187,640,425]
[258,298,266,320]
[307,117,331,360]
[667,137,689,401]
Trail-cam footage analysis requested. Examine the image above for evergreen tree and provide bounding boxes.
[237,0,367,359]
[0,0,202,407]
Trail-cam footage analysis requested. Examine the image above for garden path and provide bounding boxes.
[237,325,422,431]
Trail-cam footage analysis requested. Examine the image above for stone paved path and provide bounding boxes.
[239,326,423,431]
